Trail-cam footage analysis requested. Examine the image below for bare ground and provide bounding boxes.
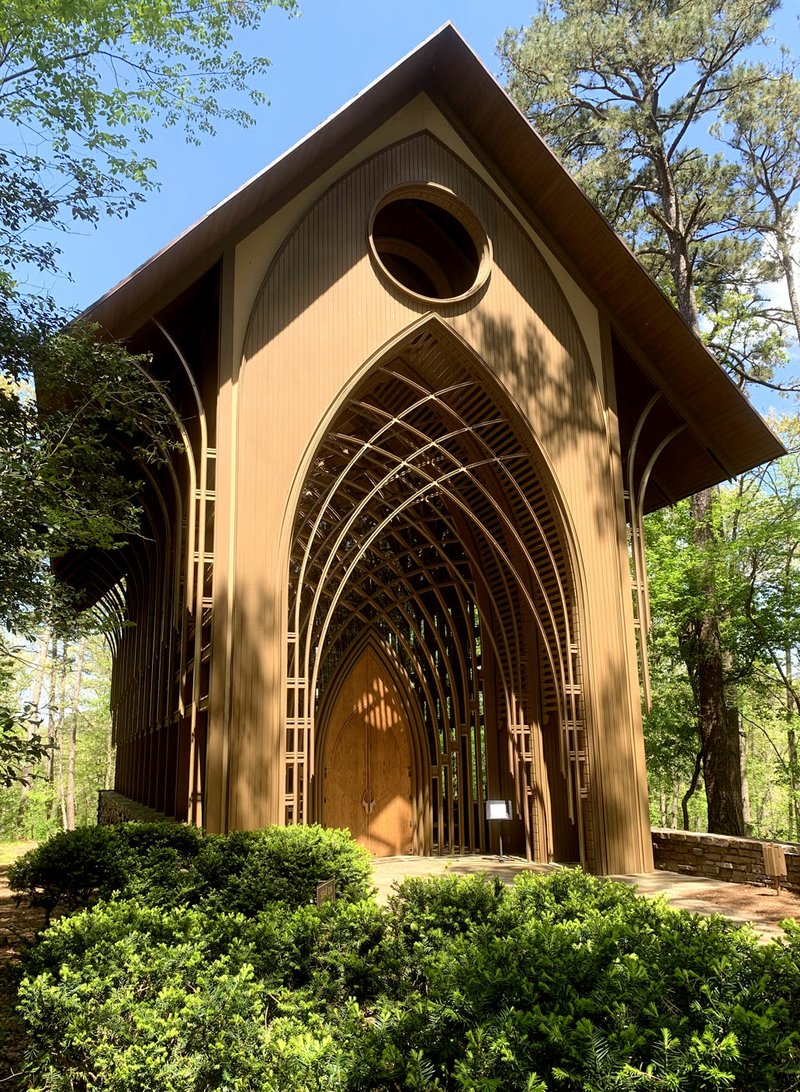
[665,879,800,937]
[0,848,45,1091]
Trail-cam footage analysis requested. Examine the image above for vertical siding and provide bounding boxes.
[230,130,651,871]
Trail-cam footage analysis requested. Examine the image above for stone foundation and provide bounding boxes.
[652,828,800,891]
[98,790,173,826]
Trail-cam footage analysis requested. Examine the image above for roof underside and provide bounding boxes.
[82,23,784,505]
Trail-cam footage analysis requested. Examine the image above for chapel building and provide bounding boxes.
[64,26,782,874]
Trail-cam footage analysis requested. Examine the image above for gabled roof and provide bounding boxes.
[83,22,784,491]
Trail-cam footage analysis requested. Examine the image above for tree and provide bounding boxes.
[499,0,792,834]
[644,417,800,838]
[0,0,297,787]
[0,0,297,288]
[0,632,116,838]
[718,62,800,340]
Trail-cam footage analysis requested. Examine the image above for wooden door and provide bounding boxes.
[321,645,414,856]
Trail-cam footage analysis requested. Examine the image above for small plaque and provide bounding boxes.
[316,878,336,905]
[762,844,787,879]
[485,799,512,821]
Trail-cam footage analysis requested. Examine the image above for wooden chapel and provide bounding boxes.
[61,25,783,875]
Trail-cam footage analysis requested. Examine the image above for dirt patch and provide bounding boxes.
[0,855,47,1090]
[667,880,800,929]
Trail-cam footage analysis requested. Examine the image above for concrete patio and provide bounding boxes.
[370,855,800,941]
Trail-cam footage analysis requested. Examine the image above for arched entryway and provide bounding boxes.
[286,319,590,865]
[318,641,421,856]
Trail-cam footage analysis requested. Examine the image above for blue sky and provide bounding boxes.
[42,1,537,313]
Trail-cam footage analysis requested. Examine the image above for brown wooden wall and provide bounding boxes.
[208,127,651,873]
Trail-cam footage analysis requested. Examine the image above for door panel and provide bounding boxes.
[322,646,413,856]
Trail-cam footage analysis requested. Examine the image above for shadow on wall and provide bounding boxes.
[469,310,612,541]
[215,583,279,833]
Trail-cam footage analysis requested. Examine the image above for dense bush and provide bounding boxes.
[188,825,374,914]
[8,822,202,922]
[9,822,372,921]
[366,870,800,1089]
[16,865,800,1090]
[20,897,387,1090]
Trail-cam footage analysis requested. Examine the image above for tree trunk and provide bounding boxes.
[682,749,704,831]
[787,644,798,841]
[776,227,800,342]
[652,146,745,837]
[689,488,745,835]
[65,639,85,831]
[45,637,61,824]
[104,721,114,791]
[738,711,751,835]
[16,631,50,826]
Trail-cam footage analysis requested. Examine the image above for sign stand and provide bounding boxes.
[485,799,513,861]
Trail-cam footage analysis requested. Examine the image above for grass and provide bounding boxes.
[0,841,37,868]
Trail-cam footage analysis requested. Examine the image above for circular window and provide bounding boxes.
[369,184,491,304]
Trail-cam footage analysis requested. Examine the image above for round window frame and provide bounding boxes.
[368,183,492,305]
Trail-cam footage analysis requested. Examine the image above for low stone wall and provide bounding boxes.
[97,790,172,826]
[652,827,800,891]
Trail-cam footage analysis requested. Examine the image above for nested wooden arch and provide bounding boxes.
[80,311,216,824]
[287,320,591,864]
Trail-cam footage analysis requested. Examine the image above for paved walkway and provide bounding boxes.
[370,855,795,940]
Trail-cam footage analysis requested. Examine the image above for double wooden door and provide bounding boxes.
[321,645,414,856]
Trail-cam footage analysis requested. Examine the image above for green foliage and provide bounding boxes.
[19,897,385,1090]
[18,868,800,1091]
[644,418,800,836]
[9,821,373,924]
[498,0,780,335]
[0,0,297,789]
[387,871,506,961]
[0,0,298,283]
[0,632,116,839]
[0,704,50,790]
[0,301,177,637]
[8,822,202,921]
[187,824,374,914]
[9,826,128,920]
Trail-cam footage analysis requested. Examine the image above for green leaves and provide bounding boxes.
[0,0,298,280]
[499,0,794,373]
[15,862,800,1090]
[0,296,174,638]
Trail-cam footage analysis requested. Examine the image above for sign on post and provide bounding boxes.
[485,799,512,821]
[316,879,336,905]
[485,799,513,860]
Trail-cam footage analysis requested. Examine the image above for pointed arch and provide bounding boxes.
[283,314,593,864]
[315,630,429,855]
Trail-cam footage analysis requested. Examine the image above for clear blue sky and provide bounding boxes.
[45,1,537,313]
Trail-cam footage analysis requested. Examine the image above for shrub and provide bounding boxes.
[389,871,505,937]
[9,822,202,922]
[14,863,800,1090]
[10,821,371,922]
[191,824,373,914]
[19,897,386,1090]
[368,871,800,1089]
[9,826,128,922]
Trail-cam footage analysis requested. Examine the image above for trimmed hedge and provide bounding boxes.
[9,822,373,922]
[8,822,202,922]
[16,865,800,1090]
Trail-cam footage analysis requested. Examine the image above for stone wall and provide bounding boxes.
[97,790,172,826]
[652,828,800,891]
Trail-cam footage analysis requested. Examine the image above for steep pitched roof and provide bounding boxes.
[83,22,783,489]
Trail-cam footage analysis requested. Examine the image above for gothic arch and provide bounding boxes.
[284,315,594,864]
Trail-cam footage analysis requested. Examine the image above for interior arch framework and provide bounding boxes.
[286,319,593,866]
